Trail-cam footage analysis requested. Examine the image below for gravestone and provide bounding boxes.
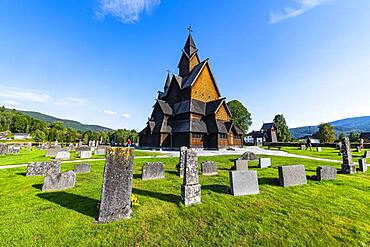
[45,148,61,157]
[341,137,356,174]
[278,165,307,187]
[239,151,257,160]
[316,147,322,152]
[26,161,61,176]
[74,163,91,173]
[300,144,306,150]
[7,145,20,154]
[258,158,271,168]
[356,146,362,152]
[359,158,368,172]
[79,150,92,159]
[234,159,248,171]
[76,146,91,152]
[55,151,71,160]
[97,148,134,223]
[316,166,337,181]
[230,170,259,196]
[142,162,165,180]
[364,151,370,159]
[177,146,187,178]
[336,142,343,150]
[181,149,201,206]
[95,148,106,155]
[0,144,8,155]
[201,161,217,176]
[42,171,76,191]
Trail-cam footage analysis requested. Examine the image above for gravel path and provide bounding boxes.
[0,147,341,170]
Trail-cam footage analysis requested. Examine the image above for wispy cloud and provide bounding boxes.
[122,113,130,118]
[104,110,118,115]
[53,97,90,107]
[270,0,332,24]
[0,86,51,103]
[96,0,160,23]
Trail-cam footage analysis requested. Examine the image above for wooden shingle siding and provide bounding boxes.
[191,65,220,102]
[215,104,231,121]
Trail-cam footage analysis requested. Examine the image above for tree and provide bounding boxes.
[317,123,336,143]
[349,132,360,142]
[227,100,252,133]
[338,133,345,141]
[273,114,291,142]
[32,129,47,142]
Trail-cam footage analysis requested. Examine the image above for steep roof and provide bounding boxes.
[156,100,173,116]
[181,59,208,89]
[173,99,206,116]
[261,122,276,131]
[206,98,225,115]
[183,33,198,58]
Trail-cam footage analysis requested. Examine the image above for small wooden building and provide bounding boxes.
[261,123,278,143]
[139,33,244,149]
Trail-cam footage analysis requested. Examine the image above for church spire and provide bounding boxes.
[164,69,171,92]
[178,26,200,77]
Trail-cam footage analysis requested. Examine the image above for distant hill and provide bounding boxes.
[290,116,370,139]
[18,110,113,132]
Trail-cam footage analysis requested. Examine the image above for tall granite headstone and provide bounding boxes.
[42,171,76,191]
[359,158,368,172]
[181,149,201,206]
[177,146,187,178]
[201,161,217,176]
[278,165,307,187]
[142,162,165,180]
[97,148,134,223]
[26,161,61,176]
[79,150,92,159]
[230,170,259,196]
[341,137,356,174]
[316,166,337,181]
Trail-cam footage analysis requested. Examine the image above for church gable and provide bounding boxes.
[215,102,231,121]
[191,63,220,102]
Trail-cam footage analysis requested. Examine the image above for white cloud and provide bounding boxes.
[53,97,90,107]
[2,100,21,106]
[0,86,50,103]
[270,0,332,24]
[122,113,130,118]
[104,110,118,115]
[96,0,160,23]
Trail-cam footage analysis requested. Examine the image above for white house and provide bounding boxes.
[13,133,31,140]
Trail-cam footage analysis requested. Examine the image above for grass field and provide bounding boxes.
[0,148,162,166]
[0,153,369,246]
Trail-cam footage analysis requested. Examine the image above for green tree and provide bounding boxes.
[349,132,360,142]
[338,133,345,141]
[317,123,336,143]
[273,114,291,142]
[32,129,47,142]
[227,100,252,133]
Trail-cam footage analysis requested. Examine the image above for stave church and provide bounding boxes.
[139,31,244,149]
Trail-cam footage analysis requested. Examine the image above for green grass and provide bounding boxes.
[0,154,369,246]
[0,149,161,166]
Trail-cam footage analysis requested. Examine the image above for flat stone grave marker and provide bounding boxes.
[278,165,307,187]
[364,151,370,159]
[300,144,306,150]
[316,166,337,181]
[45,148,61,157]
[74,163,91,173]
[229,170,259,196]
[258,158,271,168]
[316,147,322,152]
[26,161,61,176]
[359,158,368,172]
[42,171,76,191]
[97,148,134,223]
[142,162,165,180]
[181,149,201,206]
[79,150,92,159]
[234,160,248,171]
[201,161,217,176]
[55,151,71,160]
[95,148,106,155]
[239,151,257,160]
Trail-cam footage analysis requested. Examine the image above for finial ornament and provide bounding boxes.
[166,69,171,74]
[187,25,193,34]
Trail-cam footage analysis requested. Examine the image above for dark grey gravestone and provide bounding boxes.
[97,148,134,223]
[234,159,248,171]
[42,171,76,191]
[239,151,257,160]
[181,149,201,206]
[364,151,370,159]
[258,158,271,168]
[79,150,92,159]
[359,158,368,172]
[74,163,91,173]
[201,161,217,176]
[341,137,356,174]
[278,165,307,187]
[142,162,165,180]
[26,161,61,176]
[316,166,337,181]
[229,170,259,196]
[45,148,61,157]
[55,151,71,160]
[177,146,187,178]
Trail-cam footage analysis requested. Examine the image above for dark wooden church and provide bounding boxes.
[139,32,244,149]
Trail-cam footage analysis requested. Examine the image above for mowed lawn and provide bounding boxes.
[0,154,369,246]
[0,148,162,166]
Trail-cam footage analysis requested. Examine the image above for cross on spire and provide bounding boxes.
[187,25,193,34]
[166,69,171,74]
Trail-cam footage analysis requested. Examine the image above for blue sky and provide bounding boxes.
[0,0,370,131]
